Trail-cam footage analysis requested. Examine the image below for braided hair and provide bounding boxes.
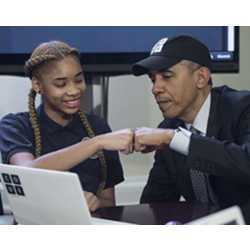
[25,41,107,195]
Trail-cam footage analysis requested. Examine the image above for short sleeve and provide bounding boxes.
[0,113,34,163]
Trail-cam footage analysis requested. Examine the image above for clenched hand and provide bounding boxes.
[134,127,175,153]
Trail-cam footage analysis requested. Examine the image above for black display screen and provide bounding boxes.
[0,26,239,75]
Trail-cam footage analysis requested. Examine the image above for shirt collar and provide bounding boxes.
[185,92,211,135]
[37,105,80,135]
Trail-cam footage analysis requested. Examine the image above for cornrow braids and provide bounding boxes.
[25,54,56,78]
[28,89,42,157]
[24,41,79,79]
[78,110,107,196]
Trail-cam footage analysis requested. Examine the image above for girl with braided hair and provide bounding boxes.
[0,41,134,212]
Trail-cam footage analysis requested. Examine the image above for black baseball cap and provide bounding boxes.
[132,35,212,76]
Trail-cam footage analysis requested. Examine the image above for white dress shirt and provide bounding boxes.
[169,93,211,155]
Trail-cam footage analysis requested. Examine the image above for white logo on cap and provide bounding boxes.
[150,37,168,55]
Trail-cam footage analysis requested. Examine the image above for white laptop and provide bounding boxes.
[0,163,131,225]
[187,205,245,225]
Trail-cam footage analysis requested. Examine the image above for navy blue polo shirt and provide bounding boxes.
[0,105,124,194]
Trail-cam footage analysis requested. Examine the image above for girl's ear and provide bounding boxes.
[31,77,42,94]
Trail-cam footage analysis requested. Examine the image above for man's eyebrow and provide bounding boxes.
[148,69,175,79]
[159,69,174,74]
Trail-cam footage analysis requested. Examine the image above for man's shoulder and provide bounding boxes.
[212,85,250,109]
[213,85,250,101]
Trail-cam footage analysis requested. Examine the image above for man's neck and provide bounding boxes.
[181,86,211,124]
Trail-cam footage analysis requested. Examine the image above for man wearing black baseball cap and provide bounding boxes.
[132,35,212,76]
[132,35,250,209]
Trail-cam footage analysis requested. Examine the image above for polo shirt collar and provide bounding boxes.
[37,105,80,135]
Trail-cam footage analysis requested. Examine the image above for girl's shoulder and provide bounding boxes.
[0,111,30,128]
[84,113,111,134]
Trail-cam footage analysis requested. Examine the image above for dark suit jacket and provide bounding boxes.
[140,85,250,208]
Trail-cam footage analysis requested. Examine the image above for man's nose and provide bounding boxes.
[152,79,165,95]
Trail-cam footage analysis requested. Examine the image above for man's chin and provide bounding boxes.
[162,111,177,119]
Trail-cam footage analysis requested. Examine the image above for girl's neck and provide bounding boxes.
[44,107,73,126]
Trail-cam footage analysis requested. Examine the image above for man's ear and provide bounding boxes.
[31,77,42,94]
[196,67,211,89]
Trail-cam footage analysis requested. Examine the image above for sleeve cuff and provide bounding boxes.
[169,127,191,156]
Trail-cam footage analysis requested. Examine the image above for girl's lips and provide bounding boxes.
[63,99,81,108]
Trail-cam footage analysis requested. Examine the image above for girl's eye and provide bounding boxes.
[54,81,66,88]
